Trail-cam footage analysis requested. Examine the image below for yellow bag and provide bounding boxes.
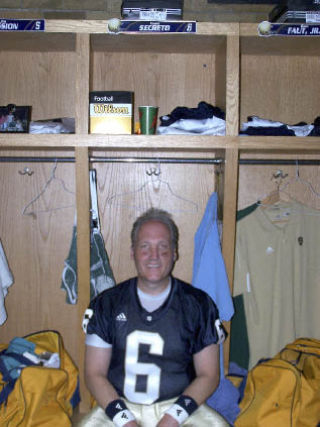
[235,338,320,427]
[0,330,80,426]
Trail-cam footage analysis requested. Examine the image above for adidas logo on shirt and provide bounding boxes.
[116,312,127,322]
[215,318,226,344]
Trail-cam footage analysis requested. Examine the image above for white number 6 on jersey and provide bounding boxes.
[124,330,164,404]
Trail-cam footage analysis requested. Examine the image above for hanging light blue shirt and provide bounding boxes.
[192,192,238,424]
[192,192,234,321]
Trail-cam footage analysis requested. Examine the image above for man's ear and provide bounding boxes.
[173,249,178,262]
[130,246,134,259]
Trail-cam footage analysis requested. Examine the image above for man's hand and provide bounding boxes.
[156,414,179,427]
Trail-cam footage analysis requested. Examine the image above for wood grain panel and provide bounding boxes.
[90,151,219,285]
[240,53,320,125]
[44,21,237,37]
[0,160,77,361]
[75,147,91,411]
[1,134,320,151]
[91,34,226,53]
[0,51,76,120]
[240,33,320,56]
[226,32,240,136]
[0,32,75,52]
[91,49,222,122]
[221,147,239,371]
[238,154,320,211]
[75,34,90,134]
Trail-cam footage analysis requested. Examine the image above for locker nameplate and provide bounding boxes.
[258,21,320,37]
[108,19,196,34]
[0,19,45,32]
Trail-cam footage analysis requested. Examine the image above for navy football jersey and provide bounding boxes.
[85,277,225,405]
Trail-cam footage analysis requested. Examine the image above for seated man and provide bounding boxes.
[79,208,229,427]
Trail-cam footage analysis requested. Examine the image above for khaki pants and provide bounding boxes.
[77,397,229,427]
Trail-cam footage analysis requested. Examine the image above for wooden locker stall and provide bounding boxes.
[88,25,235,286]
[234,25,320,373]
[0,31,80,358]
[238,25,320,214]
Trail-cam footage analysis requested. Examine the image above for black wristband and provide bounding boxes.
[175,395,198,415]
[105,399,127,419]
[105,399,135,427]
[165,394,199,424]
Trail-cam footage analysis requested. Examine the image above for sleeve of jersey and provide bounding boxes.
[193,295,227,353]
[84,294,113,344]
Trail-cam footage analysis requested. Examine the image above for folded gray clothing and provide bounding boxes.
[61,226,115,304]
[29,118,75,134]
[157,116,226,135]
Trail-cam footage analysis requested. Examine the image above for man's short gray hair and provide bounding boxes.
[131,208,179,251]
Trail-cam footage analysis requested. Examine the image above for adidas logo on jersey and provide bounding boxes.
[215,318,226,344]
[82,308,94,333]
[116,312,127,321]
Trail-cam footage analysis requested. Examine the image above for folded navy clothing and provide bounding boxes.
[240,125,295,136]
[313,116,320,127]
[309,127,320,136]
[309,116,320,136]
[241,115,318,137]
[160,101,225,127]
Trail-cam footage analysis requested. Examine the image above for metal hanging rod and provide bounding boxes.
[239,159,320,165]
[0,156,223,164]
[90,157,224,164]
[0,156,75,163]
[1,156,320,165]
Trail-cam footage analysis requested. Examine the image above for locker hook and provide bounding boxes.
[19,167,34,176]
[146,167,161,176]
[272,169,288,180]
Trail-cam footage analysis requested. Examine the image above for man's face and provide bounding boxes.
[131,220,176,292]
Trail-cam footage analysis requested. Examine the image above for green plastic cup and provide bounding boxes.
[139,106,159,135]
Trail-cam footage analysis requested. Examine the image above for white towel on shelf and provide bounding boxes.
[157,115,226,135]
[0,239,14,325]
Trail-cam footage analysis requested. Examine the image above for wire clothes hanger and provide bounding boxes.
[257,161,320,222]
[22,160,75,217]
[279,160,320,200]
[90,168,101,231]
[107,160,198,214]
[258,169,291,207]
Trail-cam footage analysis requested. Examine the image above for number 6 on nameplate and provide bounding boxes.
[124,330,164,404]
